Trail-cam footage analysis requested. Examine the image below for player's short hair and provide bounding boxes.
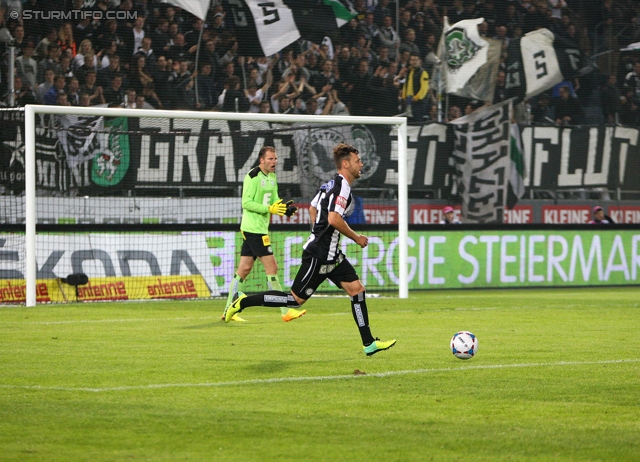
[333,143,359,170]
[259,146,275,159]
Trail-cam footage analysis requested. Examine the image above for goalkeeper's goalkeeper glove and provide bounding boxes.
[284,200,298,217]
[268,199,287,216]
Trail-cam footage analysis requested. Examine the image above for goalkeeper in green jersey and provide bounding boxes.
[222,146,307,323]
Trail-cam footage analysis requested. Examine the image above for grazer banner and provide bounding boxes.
[2,109,640,198]
[449,100,512,223]
[206,229,640,292]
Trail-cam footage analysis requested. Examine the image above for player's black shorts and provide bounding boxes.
[291,251,359,300]
[240,231,274,258]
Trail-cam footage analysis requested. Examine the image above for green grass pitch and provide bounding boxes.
[1,288,639,461]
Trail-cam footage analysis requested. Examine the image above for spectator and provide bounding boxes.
[531,93,555,124]
[78,92,92,107]
[360,12,378,42]
[103,73,125,105]
[75,49,98,85]
[35,28,60,60]
[166,33,190,63]
[183,18,204,49]
[58,22,77,57]
[601,74,622,124]
[244,67,272,113]
[377,15,399,60]
[79,69,105,105]
[129,55,154,94]
[36,69,56,104]
[347,59,373,116]
[11,25,27,55]
[440,206,462,224]
[7,76,37,106]
[98,54,124,89]
[400,54,429,122]
[135,94,156,109]
[195,63,216,109]
[43,75,67,105]
[619,87,639,125]
[588,206,614,224]
[134,37,157,73]
[341,18,361,47]
[142,83,163,109]
[98,19,125,52]
[399,29,421,57]
[152,55,172,108]
[122,88,137,109]
[258,100,272,113]
[222,76,250,112]
[447,105,462,121]
[368,64,400,116]
[151,18,170,52]
[624,61,640,101]
[493,70,507,104]
[15,42,38,91]
[56,91,70,106]
[66,77,81,106]
[398,9,413,42]
[554,84,583,125]
[59,55,74,79]
[124,16,146,59]
[37,43,62,84]
[201,37,221,78]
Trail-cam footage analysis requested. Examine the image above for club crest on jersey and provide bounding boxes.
[335,196,347,209]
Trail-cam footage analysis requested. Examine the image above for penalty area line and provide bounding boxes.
[2,358,639,393]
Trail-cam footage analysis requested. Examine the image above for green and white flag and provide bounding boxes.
[323,0,357,27]
[438,16,501,102]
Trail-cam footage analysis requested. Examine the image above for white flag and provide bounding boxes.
[439,17,500,101]
[161,0,211,21]
[520,29,562,99]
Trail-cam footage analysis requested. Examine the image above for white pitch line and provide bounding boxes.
[1,359,638,393]
[0,307,499,325]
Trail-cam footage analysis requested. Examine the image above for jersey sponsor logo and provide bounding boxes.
[335,195,347,209]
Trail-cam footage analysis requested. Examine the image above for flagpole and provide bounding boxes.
[194,24,205,108]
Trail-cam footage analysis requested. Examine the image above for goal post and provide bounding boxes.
[19,105,408,306]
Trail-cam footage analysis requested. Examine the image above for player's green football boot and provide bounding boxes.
[282,308,306,322]
[224,292,247,323]
[363,338,397,356]
[221,293,247,322]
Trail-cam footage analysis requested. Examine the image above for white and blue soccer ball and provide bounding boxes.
[451,331,478,360]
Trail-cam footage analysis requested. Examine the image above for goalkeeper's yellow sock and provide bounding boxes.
[266,274,288,315]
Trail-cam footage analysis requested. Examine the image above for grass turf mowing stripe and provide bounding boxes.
[2,358,638,393]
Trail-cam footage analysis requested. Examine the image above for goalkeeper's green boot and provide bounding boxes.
[363,338,397,356]
[224,292,247,323]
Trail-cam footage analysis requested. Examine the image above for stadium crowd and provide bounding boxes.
[2,0,640,124]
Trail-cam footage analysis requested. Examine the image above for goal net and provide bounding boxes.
[2,106,407,306]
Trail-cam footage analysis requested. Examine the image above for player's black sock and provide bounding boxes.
[241,291,299,309]
[351,291,375,345]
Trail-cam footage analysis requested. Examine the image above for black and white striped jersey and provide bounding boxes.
[303,174,355,262]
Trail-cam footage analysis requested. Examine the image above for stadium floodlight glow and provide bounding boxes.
[21,105,409,306]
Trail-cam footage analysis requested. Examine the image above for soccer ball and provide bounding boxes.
[451,331,478,360]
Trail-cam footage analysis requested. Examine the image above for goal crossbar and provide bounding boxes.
[23,105,409,305]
